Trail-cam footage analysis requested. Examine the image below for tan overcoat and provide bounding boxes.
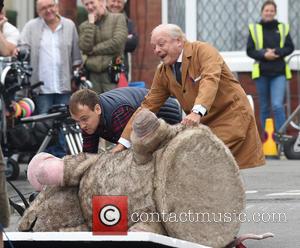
[121,41,265,169]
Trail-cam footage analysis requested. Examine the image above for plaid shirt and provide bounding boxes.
[82,105,135,153]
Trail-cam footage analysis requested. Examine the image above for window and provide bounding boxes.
[163,0,294,71]
[167,0,185,32]
[196,0,265,51]
[289,0,300,50]
[165,0,283,52]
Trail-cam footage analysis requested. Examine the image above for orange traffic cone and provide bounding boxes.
[117,72,128,88]
[263,118,278,158]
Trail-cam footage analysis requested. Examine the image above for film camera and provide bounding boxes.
[21,104,83,157]
[0,45,33,110]
[72,67,93,91]
[0,45,39,180]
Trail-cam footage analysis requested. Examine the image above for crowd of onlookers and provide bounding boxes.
[0,0,138,157]
[1,0,138,104]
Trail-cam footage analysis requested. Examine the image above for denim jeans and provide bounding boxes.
[36,93,71,157]
[255,75,286,132]
[36,93,71,115]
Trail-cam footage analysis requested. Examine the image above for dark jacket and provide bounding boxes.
[124,17,138,53]
[97,87,148,144]
[246,19,294,77]
[123,15,138,77]
[79,11,128,74]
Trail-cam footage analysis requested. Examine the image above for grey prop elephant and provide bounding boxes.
[19,109,245,248]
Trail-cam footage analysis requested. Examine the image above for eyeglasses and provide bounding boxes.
[38,3,55,12]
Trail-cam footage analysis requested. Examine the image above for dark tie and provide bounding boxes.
[174,62,182,84]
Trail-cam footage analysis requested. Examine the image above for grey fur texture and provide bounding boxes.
[19,109,245,248]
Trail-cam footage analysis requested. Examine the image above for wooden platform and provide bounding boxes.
[4,232,210,248]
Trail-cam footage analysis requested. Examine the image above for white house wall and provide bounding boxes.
[162,0,298,72]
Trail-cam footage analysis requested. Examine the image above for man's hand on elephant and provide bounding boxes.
[111,143,127,154]
[181,112,201,127]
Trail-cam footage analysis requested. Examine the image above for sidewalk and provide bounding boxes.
[5,164,34,232]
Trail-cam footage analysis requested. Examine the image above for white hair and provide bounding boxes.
[105,0,127,3]
[152,24,186,41]
[36,0,58,7]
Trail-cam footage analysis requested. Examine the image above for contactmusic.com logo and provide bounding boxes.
[92,196,128,235]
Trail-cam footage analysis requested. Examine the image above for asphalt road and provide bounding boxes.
[238,159,300,248]
[4,159,300,247]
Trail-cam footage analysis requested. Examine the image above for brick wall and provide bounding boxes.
[58,0,77,22]
[129,0,162,87]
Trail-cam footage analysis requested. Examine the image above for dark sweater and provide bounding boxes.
[246,19,294,77]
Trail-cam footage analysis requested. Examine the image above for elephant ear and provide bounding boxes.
[154,125,245,248]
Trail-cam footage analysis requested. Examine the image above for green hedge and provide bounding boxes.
[77,6,88,26]
[6,9,17,26]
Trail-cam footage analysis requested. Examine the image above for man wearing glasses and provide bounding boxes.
[21,0,82,115]
[20,0,82,157]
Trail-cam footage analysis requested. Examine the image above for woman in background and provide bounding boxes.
[247,0,294,132]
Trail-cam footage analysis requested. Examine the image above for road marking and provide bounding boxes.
[267,192,300,196]
[246,190,258,194]
[286,190,300,193]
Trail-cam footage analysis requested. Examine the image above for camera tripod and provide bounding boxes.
[21,106,83,156]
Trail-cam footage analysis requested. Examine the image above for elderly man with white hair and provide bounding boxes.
[21,0,82,115]
[114,24,265,170]
[20,0,82,157]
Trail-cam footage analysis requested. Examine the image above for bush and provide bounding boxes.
[77,6,87,26]
[6,9,17,26]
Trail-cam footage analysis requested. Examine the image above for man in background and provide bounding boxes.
[21,0,82,157]
[21,0,82,114]
[69,88,181,153]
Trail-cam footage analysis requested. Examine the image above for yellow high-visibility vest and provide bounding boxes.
[248,23,292,79]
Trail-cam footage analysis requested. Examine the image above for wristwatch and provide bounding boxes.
[192,109,203,117]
